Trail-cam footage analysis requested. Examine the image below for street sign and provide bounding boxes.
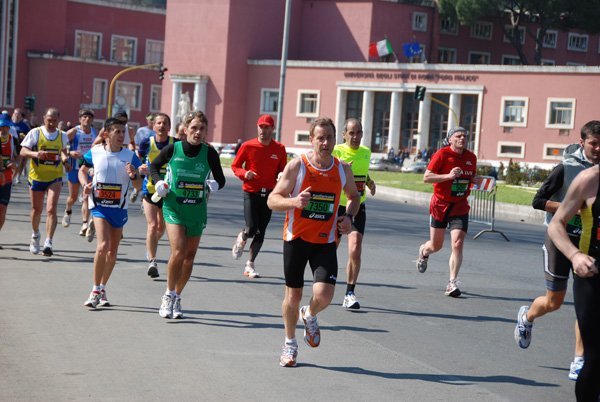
[80,104,104,110]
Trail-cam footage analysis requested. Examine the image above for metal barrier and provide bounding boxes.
[468,176,509,241]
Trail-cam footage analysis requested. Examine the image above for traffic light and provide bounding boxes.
[414,86,426,101]
[24,95,36,112]
[158,65,167,80]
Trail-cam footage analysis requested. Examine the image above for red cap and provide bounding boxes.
[257,115,275,127]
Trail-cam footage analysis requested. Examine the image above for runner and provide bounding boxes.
[515,121,600,381]
[231,114,286,278]
[416,126,482,296]
[19,107,71,256]
[80,117,143,308]
[547,164,600,402]
[267,117,359,367]
[150,110,225,319]
[62,109,97,236]
[332,118,376,309]
[92,110,135,151]
[0,116,19,248]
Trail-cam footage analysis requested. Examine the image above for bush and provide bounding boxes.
[504,159,551,186]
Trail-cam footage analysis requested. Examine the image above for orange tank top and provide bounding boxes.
[283,154,346,244]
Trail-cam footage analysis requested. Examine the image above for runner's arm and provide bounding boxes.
[207,147,226,189]
[267,157,307,211]
[149,144,175,184]
[423,167,460,184]
[532,164,564,213]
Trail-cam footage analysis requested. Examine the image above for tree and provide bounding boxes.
[438,0,600,65]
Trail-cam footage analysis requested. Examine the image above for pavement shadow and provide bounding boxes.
[462,291,575,307]
[364,305,515,323]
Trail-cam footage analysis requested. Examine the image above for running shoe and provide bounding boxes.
[232,231,246,260]
[342,292,360,310]
[159,294,174,319]
[244,261,260,278]
[79,223,88,236]
[14,176,20,184]
[147,259,159,278]
[129,190,138,203]
[300,305,320,348]
[445,279,461,297]
[62,210,71,228]
[85,219,95,242]
[280,342,298,367]
[84,291,101,308]
[568,360,583,381]
[30,233,40,254]
[42,239,53,257]
[99,290,111,307]
[514,305,533,349]
[173,298,183,319]
[417,244,428,273]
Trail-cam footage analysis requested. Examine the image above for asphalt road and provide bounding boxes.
[0,174,578,401]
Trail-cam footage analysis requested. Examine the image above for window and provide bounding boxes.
[145,40,164,64]
[543,144,567,161]
[75,30,102,59]
[500,97,529,127]
[297,90,320,117]
[468,51,490,64]
[502,55,521,65]
[93,79,107,106]
[498,141,525,158]
[409,45,426,63]
[546,98,576,129]
[440,18,458,35]
[438,48,456,64]
[295,131,310,145]
[539,29,557,48]
[150,85,162,112]
[260,89,278,114]
[413,12,427,32]
[111,35,137,63]
[346,91,363,120]
[566,62,586,66]
[541,59,555,66]
[503,25,525,44]
[568,33,588,52]
[115,81,143,111]
[470,22,493,40]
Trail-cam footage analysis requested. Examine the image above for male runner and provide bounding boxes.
[332,118,376,309]
[231,114,286,278]
[416,126,482,297]
[20,107,72,256]
[0,117,19,248]
[268,117,360,367]
[92,110,135,151]
[62,109,97,235]
[548,164,600,402]
[11,108,29,184]
[151,111,225,319]
[130,113,155,203]
[80,117,143,308]
[515,121,600,380]
[138,113,176,278]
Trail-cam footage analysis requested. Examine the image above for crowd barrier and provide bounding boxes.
[468,176,509,241]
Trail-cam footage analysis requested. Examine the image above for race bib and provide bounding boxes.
[301,191,335,221]
[94,182,122,206]
[40,147,60,165]
[566,214,583,236]
[355,175,366,196]
[175,181,204,205]
[2,155,9,169]
[451,178,470,197]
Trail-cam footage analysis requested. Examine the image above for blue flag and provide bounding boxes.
[403,42,423,58]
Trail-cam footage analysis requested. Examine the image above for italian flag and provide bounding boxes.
[369,39,393,58]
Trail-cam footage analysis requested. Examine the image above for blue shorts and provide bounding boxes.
[0,183,12,206]
[91,204,128,229]
[29,177,62,192]
[67,168,92,184]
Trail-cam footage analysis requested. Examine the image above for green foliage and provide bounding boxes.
[504,159,551,186]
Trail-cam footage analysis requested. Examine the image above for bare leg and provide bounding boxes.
[45,180,62,239]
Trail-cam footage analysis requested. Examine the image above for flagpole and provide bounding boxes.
[384,34,399,62]
[275,0,292,143]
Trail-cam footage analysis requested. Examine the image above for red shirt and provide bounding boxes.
[1,135,15,184]
[427,146,477,203]
[231,138,287,192]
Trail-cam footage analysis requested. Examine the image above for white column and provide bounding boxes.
[388,91,402,153]
[416,96,431,153]
[448,93,461,130]
[361,90,374,148]
[193,77,208,112]
[335,88,346,144]
[170,82,182,136]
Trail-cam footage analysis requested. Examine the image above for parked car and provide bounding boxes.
[219,144,236,159]
[401,161,429,173]
[369,158,402,172]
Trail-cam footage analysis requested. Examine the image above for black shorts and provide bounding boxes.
[283,237,338,288]
[430,213,469,232]
[143,192,163,208]
[337,203,366,237]
[0,182,12,206]
[542,231,579,292]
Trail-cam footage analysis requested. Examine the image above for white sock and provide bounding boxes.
[32,231,40,238]
[304,307,315,321]
[93,286,101,293]
[522,312,532,326]
[166,290,176,298]
[285,337,297,345]
[175,294,181,300]
[100,284,106,291]
[44,238,52,246]
[574,355,584,364]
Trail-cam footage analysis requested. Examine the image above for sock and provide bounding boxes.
[285,337,297,345]
[175,294,181,300]
[522,312,532,326]
[44,238,52,246]
[100,284,106,292]
[167,289,176,298]
[346,284,355,295]
[93,285,101,293]
[574,355,584,364]
[32,230,40,238]
[304,307,315,321]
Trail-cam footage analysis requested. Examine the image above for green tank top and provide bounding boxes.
[164,142,210,223]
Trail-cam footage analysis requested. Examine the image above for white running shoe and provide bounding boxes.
[85,219,95,242]
[159,294,174,319]
[84,291,101,308]
[173,298,183,319]
[300,305,320,348]
[280,342,298,367]
[244,261,260,278]
[42,239,53,257]
[99,290,111,307]
[514,305,533,349]
[62,211,71,228]
[232,231,246,260]
[417,244,428,273]
[568,360,583,380]
[445,279,461,297]
[79,223,88,236]
[147,259,159,278]
[30,233,40,254]
[342,292,360,310]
